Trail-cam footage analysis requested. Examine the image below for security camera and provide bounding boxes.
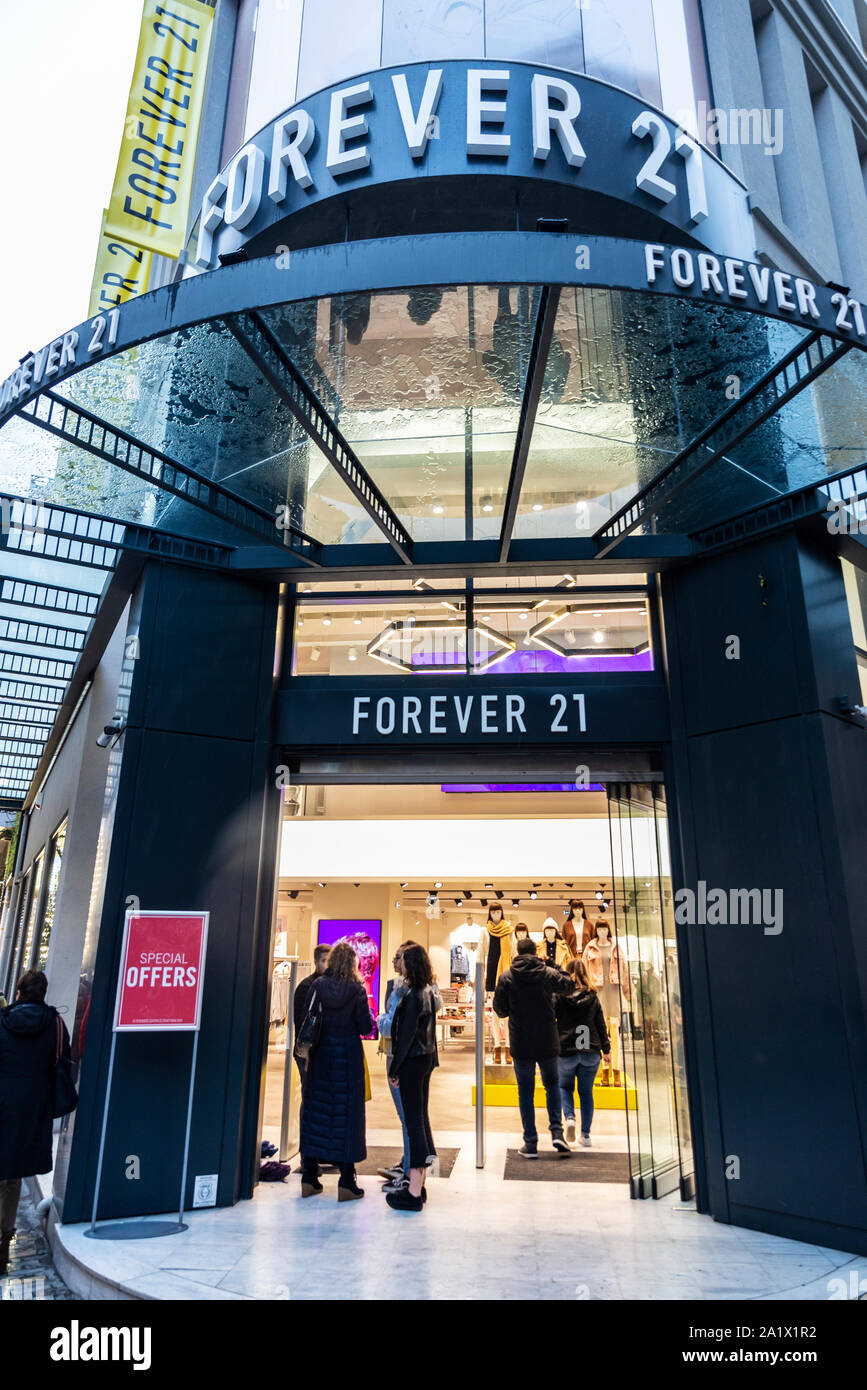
[96,714,126,749]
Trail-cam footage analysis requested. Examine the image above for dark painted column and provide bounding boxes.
[58,560,280,1223]
[662,528,867,1253]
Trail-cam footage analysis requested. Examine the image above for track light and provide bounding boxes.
[529,891,537,900]
[495,890,503,899]
[455,898,463,907]
[463,889,472,900]
[512,898,520,907]
[318,882,326,888]
[288,890,299,900]
[480,898,488,907]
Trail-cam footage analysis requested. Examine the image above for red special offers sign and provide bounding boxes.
[114,911,209,1032]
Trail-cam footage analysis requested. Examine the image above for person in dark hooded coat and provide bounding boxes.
[298,941,374,1202]
[0,970,70,1273]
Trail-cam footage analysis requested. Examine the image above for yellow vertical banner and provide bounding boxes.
[89,212,154,317]
[104,0,214,259]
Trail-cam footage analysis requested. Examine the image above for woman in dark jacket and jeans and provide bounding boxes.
[299,942,375,1201]
[386,944,438,1212]
[555,958,611,1147]
[0,970,70,1274]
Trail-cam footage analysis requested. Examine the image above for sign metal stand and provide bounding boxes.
[85,909,209,1241]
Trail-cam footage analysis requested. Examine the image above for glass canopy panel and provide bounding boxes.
[650,345,867,534]
[514,291,810,540]
[46,324,369,549]
[259,286,536,541]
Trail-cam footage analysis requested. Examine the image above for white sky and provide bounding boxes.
[0,0,144,380]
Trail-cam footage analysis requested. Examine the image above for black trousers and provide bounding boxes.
[397,1054,437,1169]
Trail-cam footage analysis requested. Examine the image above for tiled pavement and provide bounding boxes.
[0,1189,74,1302]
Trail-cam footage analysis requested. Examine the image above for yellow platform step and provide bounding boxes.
[472,1079,637,1111]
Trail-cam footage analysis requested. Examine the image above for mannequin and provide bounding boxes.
[582,921,630,1086]
[538,918,570,970]
[480,904,513,1063]
[564,899,592,953]
[513,922,531,950]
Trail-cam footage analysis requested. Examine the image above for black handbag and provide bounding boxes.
[294,987,323,1062]
[53,1015,78,1119]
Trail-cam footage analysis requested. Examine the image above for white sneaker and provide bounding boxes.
[580,1134,592,1147]
[565,1120,576,1143]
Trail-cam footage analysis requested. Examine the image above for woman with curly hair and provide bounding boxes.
[386,944,438,1213]
[298,941,374,1201]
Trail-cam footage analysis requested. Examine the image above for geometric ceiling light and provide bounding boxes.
[528,601,650,658]
[367,619,516,673]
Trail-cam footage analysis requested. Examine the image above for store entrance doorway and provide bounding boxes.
[258,775,692,1199]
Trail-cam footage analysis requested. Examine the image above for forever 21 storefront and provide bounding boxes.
[2,0,867,1258]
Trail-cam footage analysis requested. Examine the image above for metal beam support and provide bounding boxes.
[593,331,853,557]
[225,312,414,564]
[20,391,322,565]
[498,286,561,563]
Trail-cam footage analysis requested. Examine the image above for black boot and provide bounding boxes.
[385,1186,424,1212]
[300,1160,322,1198]
[0,1231,14,1276]
[338,1165,364,1201]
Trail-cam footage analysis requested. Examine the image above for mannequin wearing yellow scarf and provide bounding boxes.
[484,907,513,1063]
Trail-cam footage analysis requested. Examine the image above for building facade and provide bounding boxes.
[2,0,867,1256]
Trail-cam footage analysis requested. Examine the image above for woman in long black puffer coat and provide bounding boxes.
[299,941,374,1202]
[0,970,70,1274]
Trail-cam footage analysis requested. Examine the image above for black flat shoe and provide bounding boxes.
[386,1187,424,1212]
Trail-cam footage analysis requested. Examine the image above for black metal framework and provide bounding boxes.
[226,312,415,564]
[499,285,561,562]
[21,390,322,563]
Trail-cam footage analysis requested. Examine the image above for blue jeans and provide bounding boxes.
[558,1052,602,1135]
[513,1057,563,1146]
[389,1072,411,1174]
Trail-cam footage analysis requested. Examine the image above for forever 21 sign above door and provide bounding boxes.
[277,683,669,747]
[352,691,586,736]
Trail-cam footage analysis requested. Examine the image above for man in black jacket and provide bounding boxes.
[292,945,331,1081]
[493,939,573,1157]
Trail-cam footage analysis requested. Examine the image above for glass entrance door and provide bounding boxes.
[607,784,694,1199]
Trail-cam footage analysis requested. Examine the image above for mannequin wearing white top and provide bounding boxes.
[585,923,623,1086]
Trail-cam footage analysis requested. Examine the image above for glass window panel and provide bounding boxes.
[38,819,66,971]
[381,0,484,65]
[20,852,44,977]
[609,786,687,1192]
[297,0,384,100]
[581,0,662,106]
[244,0,304,139]
[842,559,867,705]
[291,588,651,674]
[485,0,583,70]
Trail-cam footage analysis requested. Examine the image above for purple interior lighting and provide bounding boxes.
[441,783,605,793]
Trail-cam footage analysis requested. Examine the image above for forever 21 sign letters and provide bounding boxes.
[352,691,586,738]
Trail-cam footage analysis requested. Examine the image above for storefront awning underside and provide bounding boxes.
[2,234,867,807]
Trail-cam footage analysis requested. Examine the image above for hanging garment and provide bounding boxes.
[450,944,470,978]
